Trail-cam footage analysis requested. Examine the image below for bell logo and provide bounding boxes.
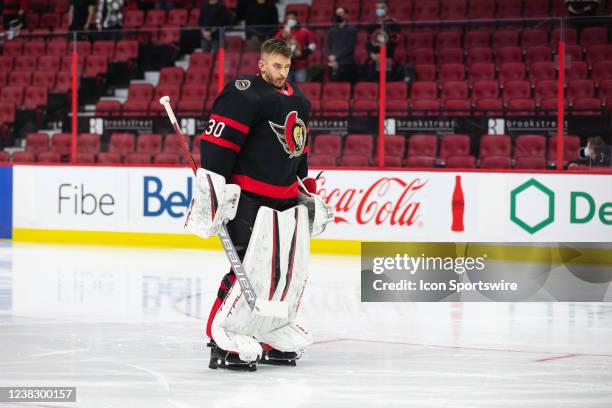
[510,179,555,234]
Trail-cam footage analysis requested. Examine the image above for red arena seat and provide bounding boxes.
[445,155,476,168]
[480,156,512,169]
[440,134,471,160]
[407,134,438,159]
[308,154,337,167]
[25,133,50,156]
[479,135,511,158]
[339,153,370,167]
[514,134,546,159]
[109,132,136,157]
[137,133,163,154]
[78,133,101,153]
[154,153,181,164]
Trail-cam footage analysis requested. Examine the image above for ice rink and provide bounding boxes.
[0,241,611,408]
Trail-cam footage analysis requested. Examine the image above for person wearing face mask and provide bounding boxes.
[198,0,231,52]
[274,11,316,82]
[569,136,611,168]
[365,0,400,82]
[236,0,279,51]
[324,7,357,83]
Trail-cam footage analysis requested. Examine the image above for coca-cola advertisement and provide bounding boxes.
[310,170,479,242]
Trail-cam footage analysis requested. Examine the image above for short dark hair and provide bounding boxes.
[588,136,607,155]
[260,38,292,59]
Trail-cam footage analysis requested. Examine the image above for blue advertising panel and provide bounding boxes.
[0,166,13,239]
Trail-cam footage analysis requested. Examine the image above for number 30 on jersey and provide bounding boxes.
[204,118,226,138]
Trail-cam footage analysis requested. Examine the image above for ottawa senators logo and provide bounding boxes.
[269,111,307,158]
[369,29,389,46]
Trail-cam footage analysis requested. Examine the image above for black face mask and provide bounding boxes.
[334,15,344,23]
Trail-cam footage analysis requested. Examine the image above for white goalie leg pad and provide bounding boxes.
[211,205,311,340]
[184,168,240,239]
[257,323,313,353]
[210,325,262,362]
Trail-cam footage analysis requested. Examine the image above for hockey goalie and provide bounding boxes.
[184,38,334,371]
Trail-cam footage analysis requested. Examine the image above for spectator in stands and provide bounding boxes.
[274,11,316,82]
[155,0,177,10]
[198,0,231,52]
[69,0,95,32]
[364,0,400,81]
[0,0,25,28]
[16,0,27,27]
[236,0,279,51]
[566,0,602,31]
[569,136,611,168]
[565,0,601,17]
[325,7,357,83]
[95,0,125,35]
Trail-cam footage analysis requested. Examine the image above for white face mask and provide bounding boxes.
[580,146,591,158]
[286,19,297,28]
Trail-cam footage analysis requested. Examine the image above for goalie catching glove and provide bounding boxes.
[297,176,335,237]
[185,168,241,238]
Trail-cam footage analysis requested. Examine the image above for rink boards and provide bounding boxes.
[0,165,611,253]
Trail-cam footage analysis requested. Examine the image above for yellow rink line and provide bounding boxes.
[11,228,612,265]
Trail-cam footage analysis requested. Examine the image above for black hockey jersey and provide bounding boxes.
[200,75,311,199]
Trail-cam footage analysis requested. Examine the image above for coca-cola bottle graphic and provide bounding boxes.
[451,175,464,232]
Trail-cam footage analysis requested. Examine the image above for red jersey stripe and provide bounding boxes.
[231,174,298,199]
[201,133,241,152]
[210,114,250,135]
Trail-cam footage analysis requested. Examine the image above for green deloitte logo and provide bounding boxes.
[510,178,612,234]
[510,179,555,234]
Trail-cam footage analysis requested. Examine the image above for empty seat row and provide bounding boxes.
[413,61,612,85]
[400,27,609,50]
[1,150,185,165]
[400,44,612,66]
[302,0,610,23]
[308,133,580,169]
[1,39,139,60]
[21,132,198,157]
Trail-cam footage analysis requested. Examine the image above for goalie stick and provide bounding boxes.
[159,96,288,319]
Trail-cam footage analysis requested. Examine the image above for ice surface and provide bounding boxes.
[0,241,611,408]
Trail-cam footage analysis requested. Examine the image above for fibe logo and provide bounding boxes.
[143,176,192,218]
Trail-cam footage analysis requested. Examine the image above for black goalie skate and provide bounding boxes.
[259,348,301,367]
[207,341,258,372]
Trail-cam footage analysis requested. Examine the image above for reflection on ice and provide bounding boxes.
[0,242,611,408]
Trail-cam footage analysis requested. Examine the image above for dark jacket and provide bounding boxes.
[325,23,357,65]
[236,0,279,38]
[198,2,230,29]
[366,17,400,59]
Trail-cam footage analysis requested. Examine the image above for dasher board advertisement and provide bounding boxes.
[310,170,611,242]
[11,166,612,243]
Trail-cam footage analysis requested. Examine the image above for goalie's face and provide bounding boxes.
[259,53,291,88]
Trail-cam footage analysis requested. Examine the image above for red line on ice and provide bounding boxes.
[534,353,580,363]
